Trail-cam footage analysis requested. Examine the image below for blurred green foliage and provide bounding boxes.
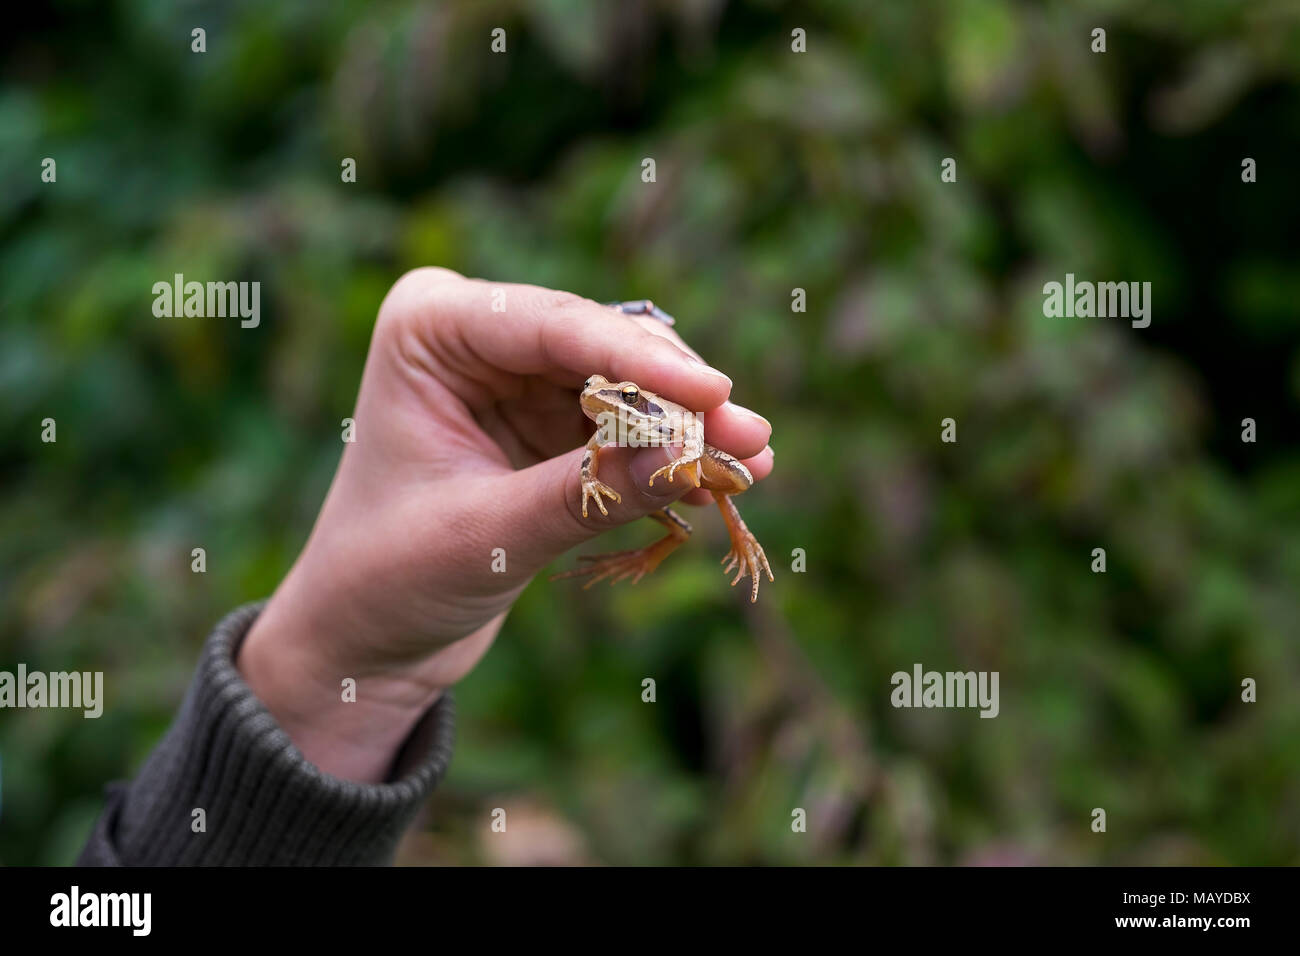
[3,0,1300,865]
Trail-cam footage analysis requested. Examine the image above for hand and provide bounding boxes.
[236,268,774,781]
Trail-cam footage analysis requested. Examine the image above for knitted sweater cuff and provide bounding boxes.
[78,602,455,866]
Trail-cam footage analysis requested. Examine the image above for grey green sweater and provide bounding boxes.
[77,603,455,866]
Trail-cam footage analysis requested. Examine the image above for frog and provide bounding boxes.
[552,373,774,602]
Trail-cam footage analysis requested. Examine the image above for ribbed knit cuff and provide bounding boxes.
[78,602,455,866]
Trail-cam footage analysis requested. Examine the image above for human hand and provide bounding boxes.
[237,267,773,781]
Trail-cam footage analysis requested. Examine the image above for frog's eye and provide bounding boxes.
[583,377,594,390]
[621,385,640,405]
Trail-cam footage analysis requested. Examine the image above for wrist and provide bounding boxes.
[237,578,441,783]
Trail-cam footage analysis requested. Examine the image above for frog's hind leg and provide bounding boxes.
[551,508,691,588]
[713,492,773,603]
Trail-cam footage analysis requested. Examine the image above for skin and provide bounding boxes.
[236,268,773,783]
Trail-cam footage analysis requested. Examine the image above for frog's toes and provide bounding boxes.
[563,545,662,587]
[581,479,621,518]
[721,535,774,602]
[649,457,702,488]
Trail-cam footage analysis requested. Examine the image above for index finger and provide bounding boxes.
[388,270,734,411]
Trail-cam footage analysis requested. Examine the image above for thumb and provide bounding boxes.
[473,443,694,581]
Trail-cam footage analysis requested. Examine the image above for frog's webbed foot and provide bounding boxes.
[713,492,774,603]
[581,478,621,518]
[720,535,773,603]
[648,455,702,489]
[552,545,662,588]
[551,508,690,589]
[551,536,679,588]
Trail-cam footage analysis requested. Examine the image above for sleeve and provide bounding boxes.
[76,602,455,866]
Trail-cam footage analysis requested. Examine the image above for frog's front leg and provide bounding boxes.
[580,430,622,518]
[648,412,704,489]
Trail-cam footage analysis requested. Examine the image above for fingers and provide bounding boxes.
[627,313,706,362]
[622,311,772,458]
[383,268,733,413]
[383,269,777,573]
[613,311,772,508]
[702,402,771,459]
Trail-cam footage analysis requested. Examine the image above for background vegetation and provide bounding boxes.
[3,0,1299,865]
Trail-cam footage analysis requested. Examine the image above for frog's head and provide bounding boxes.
[578,374,666,428]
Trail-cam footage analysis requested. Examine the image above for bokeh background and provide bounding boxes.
[3,0,1300,865]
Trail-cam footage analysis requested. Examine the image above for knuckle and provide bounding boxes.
[403,265,462,289]
[386,267,458,309]
[545,290,585,310]
[534,289,602,324]
[378,267,459,329]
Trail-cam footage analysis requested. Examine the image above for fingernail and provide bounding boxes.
[725,401,771,432]
[687,356,732,388]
